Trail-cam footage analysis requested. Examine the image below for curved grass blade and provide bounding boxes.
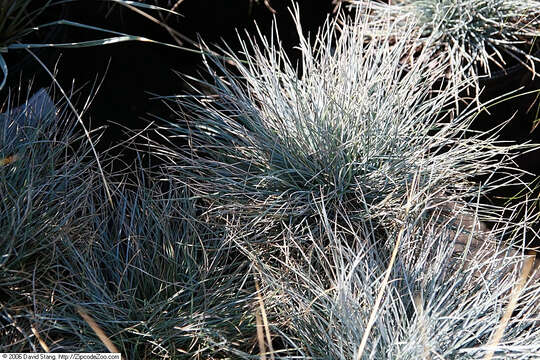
[0,53,6,90]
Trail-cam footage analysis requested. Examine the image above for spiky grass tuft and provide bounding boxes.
[157,5,532,244]
[0,86,106,352]
[32,169,257,357]
[0,88,259,357]
[154,5,540,358]
[344,0,540,88]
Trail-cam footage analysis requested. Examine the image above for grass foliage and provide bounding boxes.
[0,89,257,357]
[0,87,104,351]
[346,0,540,87]
[155,6,540,358]
[1,3,539,359]
[38,174,256,356]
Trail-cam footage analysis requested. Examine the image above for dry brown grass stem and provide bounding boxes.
[254,273,275,360]
[76,306,120,354]
[483,250,537,360]
[0,154,18,166]
[31,324,50,352]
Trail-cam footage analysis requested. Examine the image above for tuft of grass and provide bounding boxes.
[0,87,259,357]
[246,191,540,359]
[155,3,532,243]
[152,4,540,358]
[34,169,258,357]
[0,86,107,352]
[345,0,540,89]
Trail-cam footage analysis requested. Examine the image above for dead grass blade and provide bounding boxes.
[483,250,537,360]
[254,272,275,360]
[31,324,50,353]
[76,306,120,354]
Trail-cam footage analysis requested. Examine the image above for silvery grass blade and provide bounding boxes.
[106,0,183,15]
[20,165,258,357]
[0,86,109,352]
[3,19,192,50]
[106,0,200,48]
[0,18,197,90]
[345,0,540,90]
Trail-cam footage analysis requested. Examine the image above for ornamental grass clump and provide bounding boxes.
[154,5,540,357]
[345,0,540,90]
[26,169,257,357]
[0,87,258,356]
[157,6,530,245]
[0,87,106,351]
[248,188,540,359]
[0,94,256,356]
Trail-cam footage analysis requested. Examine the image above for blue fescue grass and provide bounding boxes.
[0,86,107,351]
[152,4,540,358]
[1,3,539,359]
[36,170,257,357]
[344,0,540,90]
[155,5,532,242]
[0,88,259,357]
